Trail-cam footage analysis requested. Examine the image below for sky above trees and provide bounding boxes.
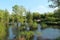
[0,0,58,13]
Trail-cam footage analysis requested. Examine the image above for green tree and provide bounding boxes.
[26,11,33,26]
[0,10,9,40]
[26,12,33,20]
[12,5,26,24]
[48,0,60,21]
[12,5,26,40]
[54,9,60,18]
[0,10,5,22]
[33,12,41,20]
[49,0,60,8]
[4,9,9,40]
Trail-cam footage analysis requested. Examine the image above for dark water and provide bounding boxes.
[8,23,60,40]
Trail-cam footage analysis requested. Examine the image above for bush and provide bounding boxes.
[0,23,6,40]
[20,31,34,40]
[41,22,48,29]
[29,22,38,31]
[32,22,38,29]
[46,17,56,22]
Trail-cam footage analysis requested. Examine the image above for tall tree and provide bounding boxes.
[33,12,41,20]
[49,0,60,19]
[12,5,26,15]
[54,9,60,18]
[12,5,26,23]
[12,5,26,40]
[26,11,33,30]
[26,11,33,23]
[0,10,5,22]
[0,10,8,40]
[4,9,9,40]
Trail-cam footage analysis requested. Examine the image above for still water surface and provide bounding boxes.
[8,23,60,40]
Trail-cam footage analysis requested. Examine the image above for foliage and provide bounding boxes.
[19,25,26,31]
[41,22,48,29]
[54,9,60,18]
[0,4,60,40]
[0,10,5,22]
[20,31,34,40]
[48,0,60,8]
[46,17,56,21]
[12,5,26,24]
[32,22,38,29]
[0,23,6,40]
[33,12,41,20]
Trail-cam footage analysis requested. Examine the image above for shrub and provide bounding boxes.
[0,23,6,40]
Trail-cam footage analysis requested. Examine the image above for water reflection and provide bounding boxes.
[8,22,21,40]
[8,23,60,40]
[34,24,42,40]
[42,28,60,39]
[8,26,15,40]
[34,24,60,40]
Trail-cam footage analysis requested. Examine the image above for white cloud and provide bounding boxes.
[30,5,58,13]
[54,7,58,10]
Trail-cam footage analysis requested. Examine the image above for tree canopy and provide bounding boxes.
[49,0,60,8]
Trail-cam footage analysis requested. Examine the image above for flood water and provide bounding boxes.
[42,28,60,39]
[8,25,15,40]
[8,23,60,40]
[34,24,60,40]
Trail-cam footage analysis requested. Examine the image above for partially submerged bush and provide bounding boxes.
[41,22,48,29]
[20,31,34,40]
